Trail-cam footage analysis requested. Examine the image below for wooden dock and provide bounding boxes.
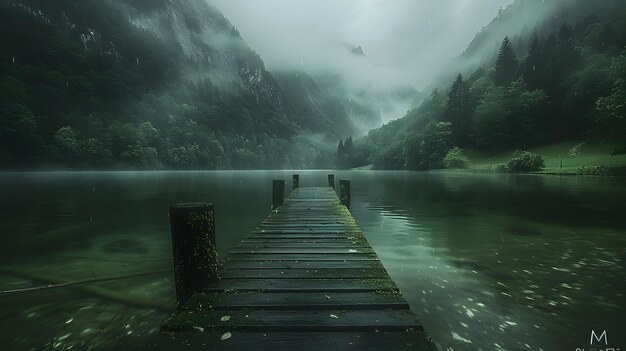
[147,183,437,350]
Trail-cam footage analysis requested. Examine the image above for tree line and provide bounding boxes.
[0,1,326,170]
[340,11,626,170]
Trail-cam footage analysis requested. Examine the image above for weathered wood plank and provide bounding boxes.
[224,253,378,261]
[163,309,421,332]
[229,248,375,254]
[250,232,354,236]
[157,187,437,350]
[142,331,437,351]
[236,244,370,249]
[223,260,385,270]
[184,291,409,310]
[237,238,370,248]
[202,278,398,293]
[219,268,389,279]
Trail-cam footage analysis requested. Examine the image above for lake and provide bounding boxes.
[0,171,624,350]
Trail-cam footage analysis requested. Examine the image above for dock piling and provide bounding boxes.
[169,202,218,306]
[272,179,285,210]
[292,174,300,190]
[340,179,351,209]
[328,174,335,189]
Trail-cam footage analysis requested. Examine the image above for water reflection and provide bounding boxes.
[0,171,624,350]
[349,171,626,351]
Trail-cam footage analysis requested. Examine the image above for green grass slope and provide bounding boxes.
[467,141,626,174]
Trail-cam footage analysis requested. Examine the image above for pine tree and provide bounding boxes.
[556,23,579,72]
[336,139,346,169]
[523,36,543,89]
[494,37,519,86]
[337,139,344,154]
[445,74,474,147]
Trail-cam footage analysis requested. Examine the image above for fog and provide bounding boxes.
[209,0,514,94]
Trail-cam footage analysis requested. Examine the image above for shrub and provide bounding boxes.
[568,143,586,157]
[443,147,469,169]
[494,164,508,173]
[506,150,544,172]
[576,165,611,176]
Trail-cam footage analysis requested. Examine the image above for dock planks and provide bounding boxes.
[149,187,437,350]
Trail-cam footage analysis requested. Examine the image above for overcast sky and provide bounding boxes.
[209,0,514,91]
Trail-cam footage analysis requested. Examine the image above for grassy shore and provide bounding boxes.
[466,141,626,174]
[351,141,626,175]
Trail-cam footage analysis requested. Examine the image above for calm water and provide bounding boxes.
[0,171,624,350]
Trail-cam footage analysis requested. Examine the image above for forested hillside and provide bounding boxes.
[0,0,352,170]
[343,0,626,171]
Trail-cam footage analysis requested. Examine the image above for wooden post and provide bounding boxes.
[272,180,285,210]
[292,174,300,190]
[169,203,218,307]
[340,179,351,209]
[328,174,335,189]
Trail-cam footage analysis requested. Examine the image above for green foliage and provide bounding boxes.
[473,85,507,150]
[372,143,404,170]
[506,150,545,172]
[362,6,626,169]
[595,50,626,154]
[445,74,474,147]
[443,147,469,169]
[52,126,115,168]
[568,143,586,157]
[334,136,370,169]
[417,122,453,170]
[403,132,421,170]
[0,104,40,162]
[0,1,334,170]
[494,37,519,86]
[494,164,508,173]
[576,165,611,176]
[473,78,548,150]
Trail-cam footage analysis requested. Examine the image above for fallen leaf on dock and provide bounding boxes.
[193,326,204,332]
[221,332,232,340]
[220,315,231,322]
[329,314,338,319]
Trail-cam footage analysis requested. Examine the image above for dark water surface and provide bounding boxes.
[0,171,624,350]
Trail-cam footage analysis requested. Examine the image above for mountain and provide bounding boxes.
[350,0,626,170]
[0,0,349,169]
[274,70,419,138]
[274,64,419,136]
[428,0,624,90]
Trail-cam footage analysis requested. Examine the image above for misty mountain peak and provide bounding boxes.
[343,42,366,57]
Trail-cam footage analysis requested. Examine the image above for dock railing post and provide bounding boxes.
[272,179,285,210]
[169,202,219,307]
[292,174,300,190]
[328,174,335,189]
[340,179,351,209]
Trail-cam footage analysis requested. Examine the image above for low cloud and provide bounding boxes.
[208,0,514,93]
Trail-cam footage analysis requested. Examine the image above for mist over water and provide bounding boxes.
[0,171,624,350]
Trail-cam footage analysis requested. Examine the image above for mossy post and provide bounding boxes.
[340,179,351,209]
[272,180,285,210]
[169,203,218,307]
[328,174,335,189]
[292,174,300,190]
